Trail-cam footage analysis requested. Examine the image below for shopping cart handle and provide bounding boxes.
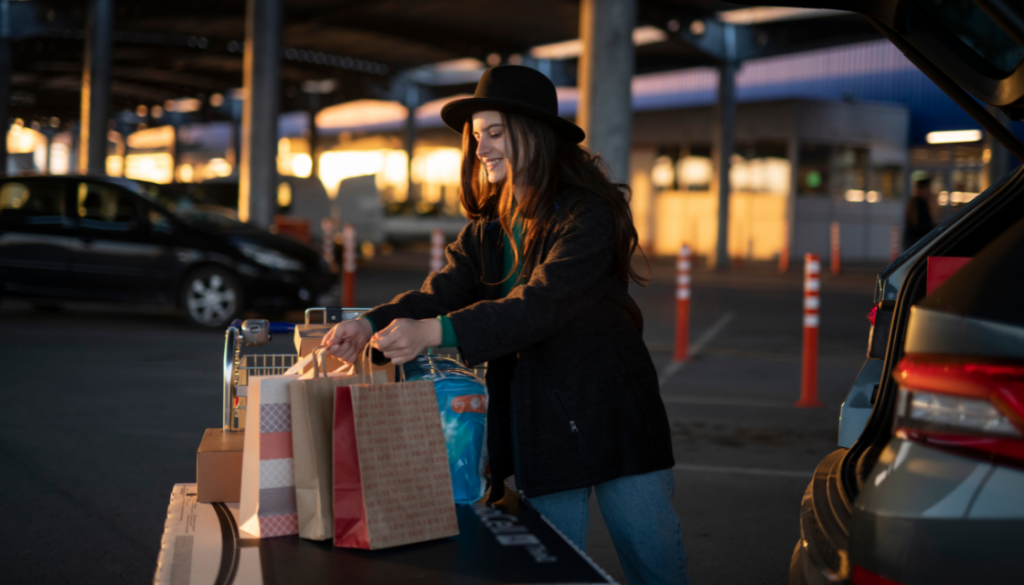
[270,322,296,334]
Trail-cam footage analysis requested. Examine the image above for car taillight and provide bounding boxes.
[893,356,1024,463]
[851,565,906,585]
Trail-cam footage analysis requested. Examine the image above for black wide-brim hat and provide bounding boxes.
[440,65,585,144]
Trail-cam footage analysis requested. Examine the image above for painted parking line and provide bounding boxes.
[673,463,811,478]
[657,311,735,385]
[660,395,793,408]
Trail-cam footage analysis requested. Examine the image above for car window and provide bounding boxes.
[911,0,1024,75]
[0,181,66,224]
[77,182,140,230]
[146,207,175,234]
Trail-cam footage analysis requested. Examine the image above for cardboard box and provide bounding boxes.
[294,323,335,358]
[294,323,394,381]
[197,428,244,503]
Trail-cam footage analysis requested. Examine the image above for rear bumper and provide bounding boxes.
[849,439,1024,585]
[850,514,1023,585]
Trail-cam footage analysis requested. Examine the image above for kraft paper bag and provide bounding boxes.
[239,375,301,538]
[333,378,459,550]
[288,350,384,541]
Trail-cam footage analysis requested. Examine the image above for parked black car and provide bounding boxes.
[0,175,332,327]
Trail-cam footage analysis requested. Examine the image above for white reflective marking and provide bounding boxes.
[677,275,691,286]
[676,289,690,300]
[677,261,691,271]
[658,312,735,384]
[804,315,819,327]
[806,260,820,272]
[805,280,820,292]
[804,297,820,310]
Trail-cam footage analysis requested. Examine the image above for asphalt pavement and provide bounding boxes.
[0,253,880,584]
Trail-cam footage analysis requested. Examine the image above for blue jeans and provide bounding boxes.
[526,469,690,585]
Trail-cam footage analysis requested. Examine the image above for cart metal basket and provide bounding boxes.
[221,307,370,431]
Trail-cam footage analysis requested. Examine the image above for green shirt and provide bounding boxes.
[438,212,523,347]
[361,212,523,350]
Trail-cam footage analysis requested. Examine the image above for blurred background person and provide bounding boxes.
[903,177,935,250]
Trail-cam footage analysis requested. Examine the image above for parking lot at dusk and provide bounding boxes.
[0,255,879,584]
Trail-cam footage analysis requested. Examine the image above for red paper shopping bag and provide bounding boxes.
[333,380,459,549]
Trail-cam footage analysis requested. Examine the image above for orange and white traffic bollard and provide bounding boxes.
[342,223,356,307]
[830,221,841,276]
[321,218,335,269]
[672,244,691,363]
[890,224,900,262]
[779,221,790,274]
[430,229,445,273]
[796,253,824,408]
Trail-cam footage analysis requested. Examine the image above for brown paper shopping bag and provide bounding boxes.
[333,354,459,549]
[288,349,383,541]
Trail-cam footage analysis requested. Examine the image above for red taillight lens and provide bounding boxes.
[893,356,1024,463]
[852,565,906,585]
[867,305,878,326]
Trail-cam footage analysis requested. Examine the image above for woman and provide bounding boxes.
[323,65,688,585]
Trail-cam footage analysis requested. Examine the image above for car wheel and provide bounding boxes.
[181,266,243,328]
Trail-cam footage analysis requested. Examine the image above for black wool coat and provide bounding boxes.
[364,189,675,502]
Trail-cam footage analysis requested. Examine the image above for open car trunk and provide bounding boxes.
[718,2,1024,582]
[746,0,1024,502]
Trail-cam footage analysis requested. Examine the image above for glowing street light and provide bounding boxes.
[926,129,982,144]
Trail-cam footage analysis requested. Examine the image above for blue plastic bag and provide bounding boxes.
[402,355,487,505]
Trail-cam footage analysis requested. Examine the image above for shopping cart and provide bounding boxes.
[221,307,371,431]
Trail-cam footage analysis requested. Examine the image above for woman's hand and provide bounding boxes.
[372,318,442,365]
[322,318,374,364]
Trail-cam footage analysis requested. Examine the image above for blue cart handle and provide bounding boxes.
[229,319,294,334]
[270,322,296,334]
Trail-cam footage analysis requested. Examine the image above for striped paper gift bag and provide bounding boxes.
[239,375,300,538]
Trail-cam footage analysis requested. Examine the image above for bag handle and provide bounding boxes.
[310,346,328,378]
[360,343,375,384]
[358,343,406,383]
[283,351,316,376]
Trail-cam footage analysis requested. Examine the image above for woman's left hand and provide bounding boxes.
[372,318,442,365]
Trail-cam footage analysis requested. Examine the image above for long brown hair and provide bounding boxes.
[458,111,648,286]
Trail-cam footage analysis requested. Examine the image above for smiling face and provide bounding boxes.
[471,110,511,184]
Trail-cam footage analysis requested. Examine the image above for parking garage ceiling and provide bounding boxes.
[11,0,882,124]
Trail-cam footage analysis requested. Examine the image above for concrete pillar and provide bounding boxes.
[0,40,10,174]
[307,93,319,180]
[78,0,113,175]
[577,0,635,183]
[404,83,419,204]
[0,0,11,174]
[785,136,800,265]
[239,0,282,227]
[713,37,739,271]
